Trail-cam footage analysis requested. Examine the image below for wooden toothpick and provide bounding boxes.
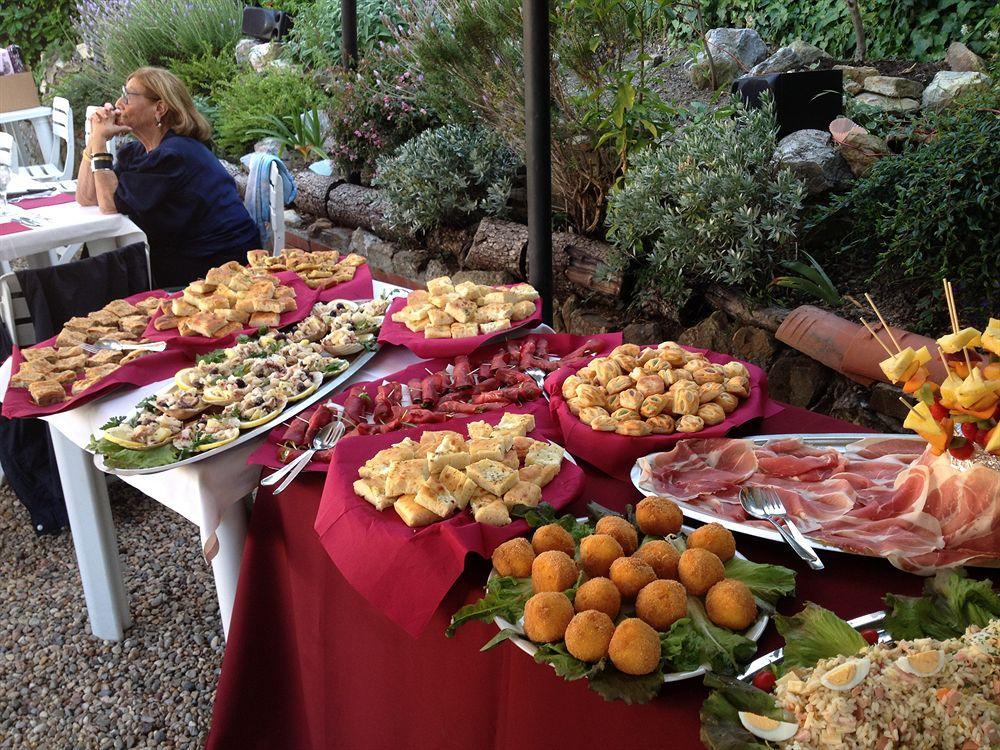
[864,293,902,353]
[861,318,894,357]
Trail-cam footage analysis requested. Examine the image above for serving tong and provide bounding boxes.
[81,340,167,354]
[739,487,825,570]
[261,415,345,494]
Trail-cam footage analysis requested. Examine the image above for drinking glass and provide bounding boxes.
[0,164,10,218]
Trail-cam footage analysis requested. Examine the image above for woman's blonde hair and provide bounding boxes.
[128,67,213,143]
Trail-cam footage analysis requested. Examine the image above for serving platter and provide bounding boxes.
[737,610,888,682]
[630,433,924,557]
[490,523,771,684]
[93,346,378,475]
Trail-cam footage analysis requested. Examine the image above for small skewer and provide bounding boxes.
[864,293,902,352]
[938,347,952,375]
[898,396,917,414]
[861,318,894,357]
[943,279,974,371]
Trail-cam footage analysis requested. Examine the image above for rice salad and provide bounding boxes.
[773,620,1000,749]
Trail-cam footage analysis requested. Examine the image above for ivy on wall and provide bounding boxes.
[0,0,78,71]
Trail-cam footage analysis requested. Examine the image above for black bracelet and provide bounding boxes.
[92,157,114,171]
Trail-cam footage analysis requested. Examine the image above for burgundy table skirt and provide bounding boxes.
[206,406,996,750]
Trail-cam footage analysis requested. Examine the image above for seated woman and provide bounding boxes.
[76,67,261,287]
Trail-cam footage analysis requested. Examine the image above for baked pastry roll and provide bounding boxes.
[22,347,57,362]
[661,368,693,386]
[722,361,749,380]
[589,415,618,432]
[104,300,140,317]
[693,365,725,385]
[135,297,164,315]
[591,360,621,386]
[677,415,705,433]
[635,375,665,397]
[153,314,180,331]
[725,377,750,398]
[637,348,660,365]
[579,406,610,425]
[561,375,583,400]
[642,357,669,373]
[683,358,711,373]
[55,329,86,348]
[698,403,726,426]
[606,392,622,412]
[606,375,634,395]
[28,380,66,405]
[615,419,651,437]
[611,354,638,373]
[610,407,639,422]
[566,397,584,415]
[618,388,644,411]
[612,344,641,358]
[658,347,686,367]
[646,414,676,434]
[715,392,740,414]
[640,393,669,419]
[698,382,725,404]
[575,384,606,409]
[672,388,699,416]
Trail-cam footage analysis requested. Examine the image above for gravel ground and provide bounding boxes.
[0,480,224,749]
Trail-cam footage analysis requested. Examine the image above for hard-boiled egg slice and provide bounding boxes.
[819,657,870,691]
[738,712,798,742]
[896,649,944,677]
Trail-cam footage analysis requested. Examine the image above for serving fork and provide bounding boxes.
[81,339,167,354]
[739,487,825,570]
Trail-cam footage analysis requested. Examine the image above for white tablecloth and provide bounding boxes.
[0,199,144,262]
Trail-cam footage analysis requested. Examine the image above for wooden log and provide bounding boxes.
[705,285,789,333]
[292,169,339,218]
[425,225,476,259]
[555,232,622,298]
[324,184,401,240]
[465,218,528,275]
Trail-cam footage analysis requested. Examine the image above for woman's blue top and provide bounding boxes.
[113,130,260,262]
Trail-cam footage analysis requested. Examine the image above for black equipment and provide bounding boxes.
[241,5,293,42]
[732,70,844,140]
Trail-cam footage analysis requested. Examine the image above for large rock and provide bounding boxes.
[748,39,826,76]
[623,321,669,346]
[452,269,517,286]
[678,311,732,353]
[730,326,777,368]
[946,41,986,73]
[834,65,879,85]
[253,137,282,155]
[854,92,920,113]
[423,256,459,282]
[862,75,924,99]
[922,70,990,109]
[774,129,853,194]
[348,228,397,271]
[828,117,889,177]
[689,28,768,88]
[767,351,831,408]
[235,38,258,66]
[844,79,863,95]
[248,42,283,73]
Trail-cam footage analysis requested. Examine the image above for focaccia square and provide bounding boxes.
[468,438,507,463]
[444,298,478,324]
[249,311,281,328]
[439,465,477,509]
[384,458,430,497]
[508,283,540,302]
[172,299,199,317]
[503,480,542,509]
[518,464,558,488]
[511,300,536,321]
[496,412,535,437]
[473,500,511,526]
[188,312,228,337]
[354,479,394,511]
[479,318,511,335]
[425,277,454,296]
[423,325,452,339]
[465,459,518,496]
[426,308,455,327]
[413,478,456,518]
[153,313,179,331]
[450,323,479,339]
[525,442,564,468]
[465,421,495,440]
[103,299,140,317]
[475,303,513,323]
[28,380,67,406]
[393,494,440,528]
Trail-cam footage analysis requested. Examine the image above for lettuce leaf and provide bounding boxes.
[700,674,784,750]
[87,437,179,470]
[510,502,592,541]
[446,575,532,637]
[533,642,604,680]
[687,598,758,675]
[587,666,664,704]
[773,603,865,675]
[884,569,1000,641]
[723,558,796,606]
[661,618,707,673]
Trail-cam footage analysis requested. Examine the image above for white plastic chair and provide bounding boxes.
[16,97,74,182]
[0,132,12,167]
[84,106,120,159]
[268,160,285,256]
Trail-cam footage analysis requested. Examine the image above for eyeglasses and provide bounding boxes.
[120,86,160,104]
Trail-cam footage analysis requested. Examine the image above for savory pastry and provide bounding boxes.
[615,419,652,437]
[698,403,726,426]
[28,380,67,406]
[676,414,706,433]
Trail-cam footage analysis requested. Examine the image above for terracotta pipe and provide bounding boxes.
[776,305,945,385]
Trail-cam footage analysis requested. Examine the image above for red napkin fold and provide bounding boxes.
[312,404,586,636]
[377,293,544,358]
[545,347,772,481]
[315,263,374,302]
[0,221,29,236]
[142,270,321,355]
[247,331,624,472]
[2,290,191,418]
[13,192,77,210]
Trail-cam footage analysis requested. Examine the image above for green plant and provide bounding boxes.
[1,0,77,70]
[772,251,844,306]
[167,44,239,99]
[373,124,520,235]
[247,110,330,161]
[606,99,806,310]
[813,87,1000,328]
[213,68,328,158]
[286,0,401,70]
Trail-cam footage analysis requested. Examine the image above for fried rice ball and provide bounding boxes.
[677,547,725,596]
[531,523,576,557]
[573,576,621,619]
[595,515,639,555]
[635,579,688,631]
[633,540,680,580]
[635,496,683,536]
[609,556,657,601]
[705,579,757,631]
[531,550,578,593]
[564,610,616,662]
[579,533,624,577]
[523,592,575,643]
[687,522,736,562]
[608,618,661,675]
[491,537,535,578]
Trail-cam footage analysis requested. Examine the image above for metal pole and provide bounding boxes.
[341,0,360,184]
[523,0,553,323]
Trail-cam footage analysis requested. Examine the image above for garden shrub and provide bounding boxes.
[605,100,805,310]
[0,0,77,70]
[321,52,436,179]
[814,87,1000,327]
[287,0,401,70]
[676,0,999,61]
[374,124,520,235]
[213,68,328,158]
[168,46,239,99]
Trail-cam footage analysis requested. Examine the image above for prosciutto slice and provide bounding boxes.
[638,435,999,571]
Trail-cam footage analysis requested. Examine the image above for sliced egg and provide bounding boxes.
[738,711,799,742]
[819,657,871,691]
[896,649,945,677]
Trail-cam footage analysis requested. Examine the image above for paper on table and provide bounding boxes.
[545,346,778,480]
[313,405,585,636]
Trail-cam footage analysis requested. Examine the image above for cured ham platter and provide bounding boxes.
[631,433,1000,571]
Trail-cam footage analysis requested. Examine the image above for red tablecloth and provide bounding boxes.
[207,406,999,750]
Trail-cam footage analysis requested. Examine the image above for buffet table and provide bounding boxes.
[207,406,996,750]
